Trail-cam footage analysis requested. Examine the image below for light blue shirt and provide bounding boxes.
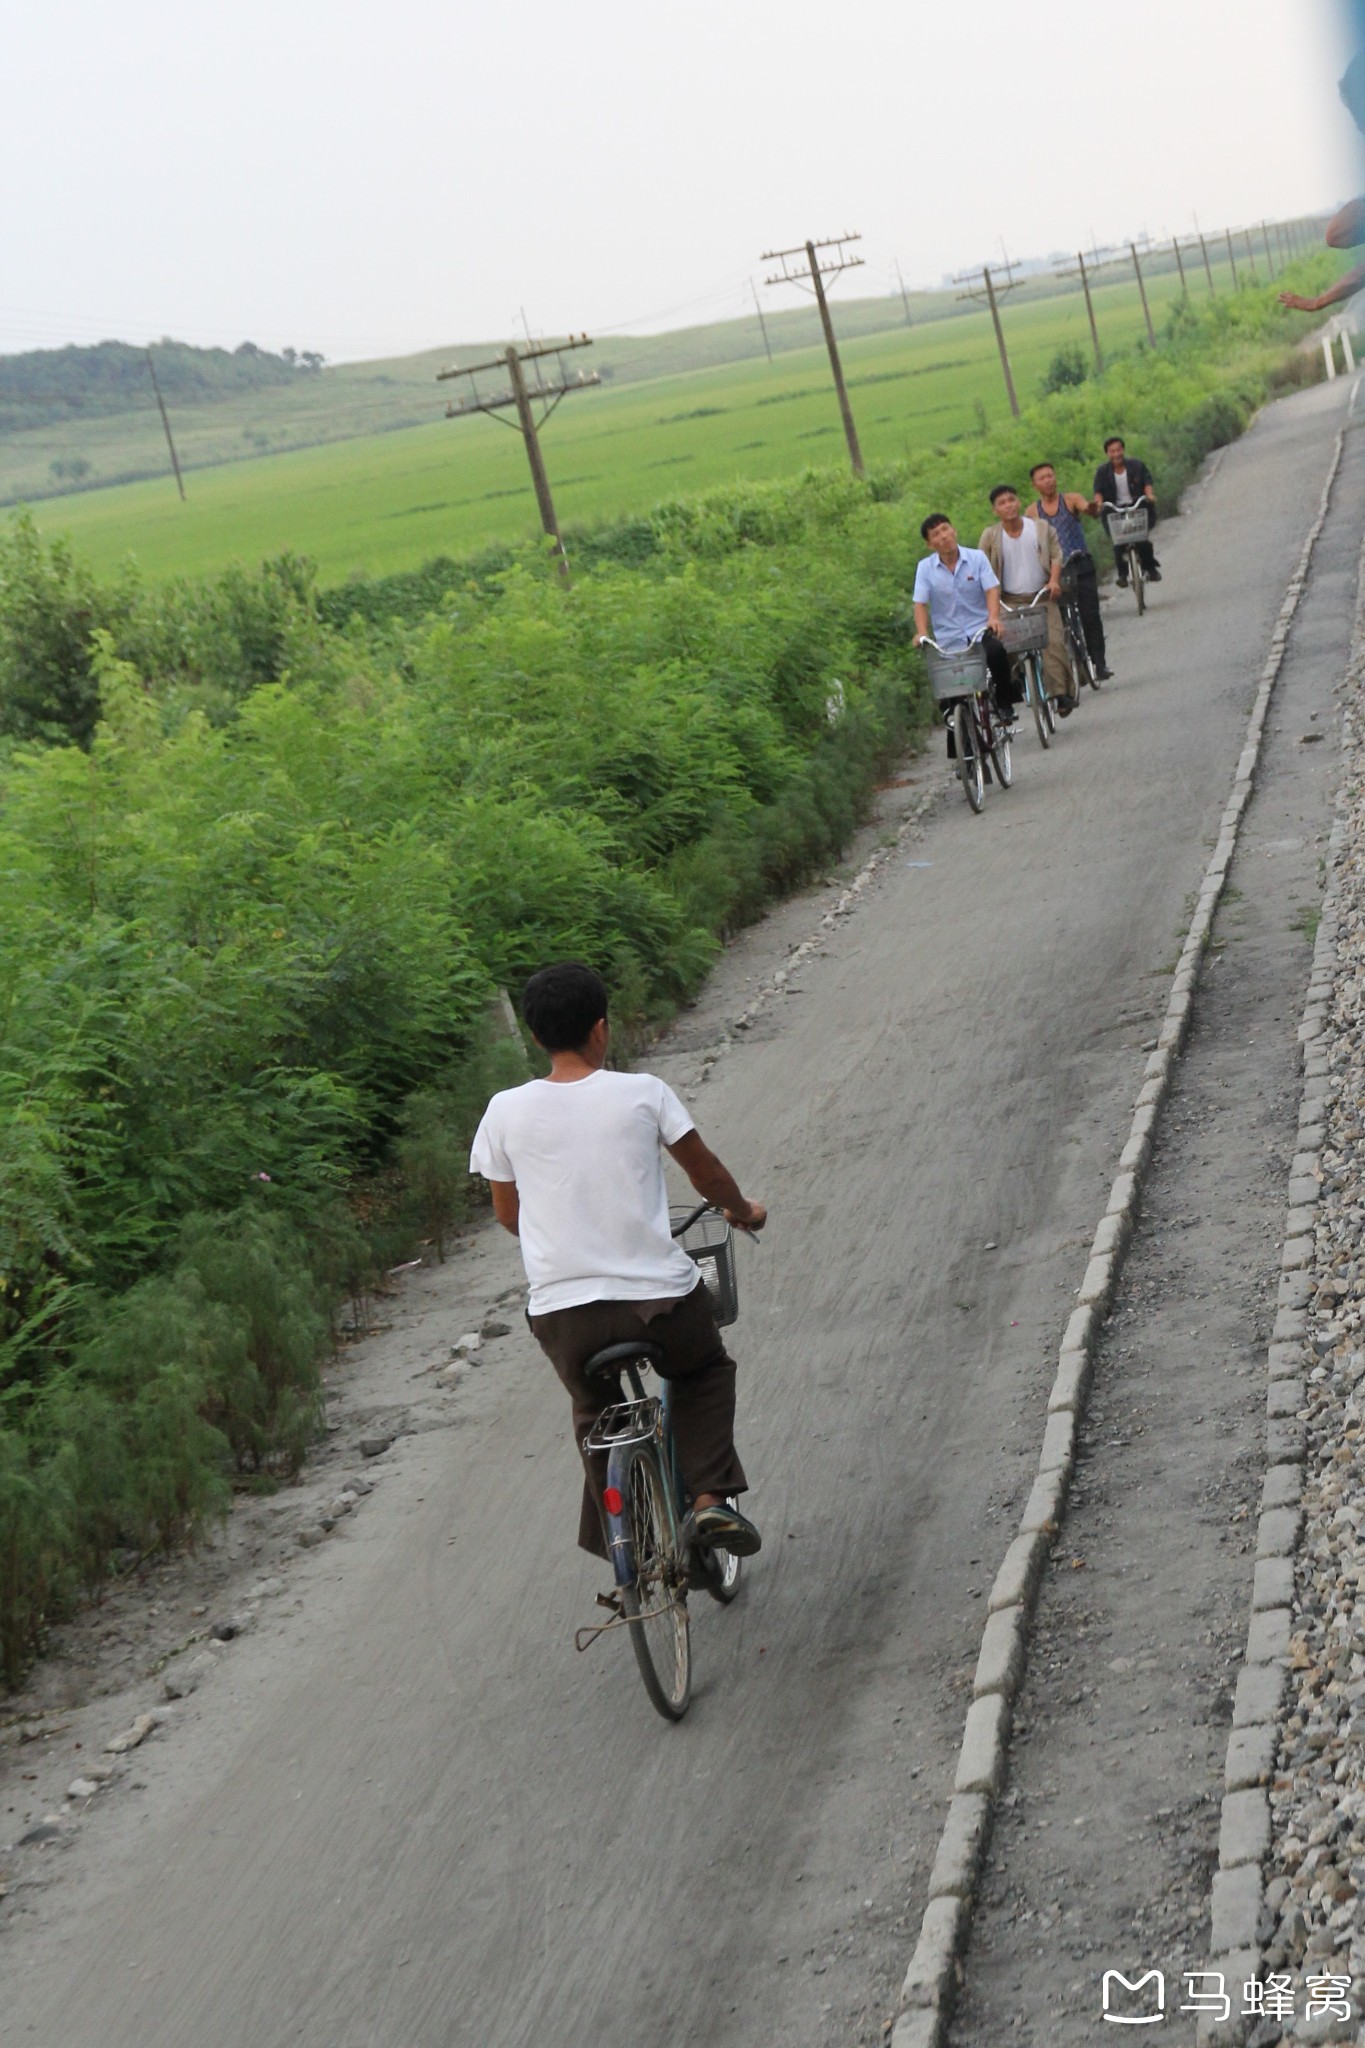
[912,545,999,652]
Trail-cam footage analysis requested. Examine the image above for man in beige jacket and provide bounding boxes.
[979,484,1078,717]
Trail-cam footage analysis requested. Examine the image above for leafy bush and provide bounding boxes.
[1041,343,1089,395]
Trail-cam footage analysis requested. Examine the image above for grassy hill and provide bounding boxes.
[19,247,1267,584]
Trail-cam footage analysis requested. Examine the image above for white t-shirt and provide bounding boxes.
[999,521,1048,594]
[1113,467,1133,506]
[469,1070,700,1314]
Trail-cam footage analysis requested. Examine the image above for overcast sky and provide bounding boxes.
[4,0,1358,365]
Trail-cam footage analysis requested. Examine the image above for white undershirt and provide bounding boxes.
[999,521,1047,594]
[470,1069,700,1314]
[1113,467,1134,506]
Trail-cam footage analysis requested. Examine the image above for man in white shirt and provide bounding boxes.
[978,485,1077,716]
[470,962,766,1562]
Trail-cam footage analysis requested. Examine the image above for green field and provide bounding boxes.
[26,261,1225,583]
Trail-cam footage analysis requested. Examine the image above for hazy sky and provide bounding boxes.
[4,0,1358,365]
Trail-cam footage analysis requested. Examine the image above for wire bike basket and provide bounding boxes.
[1107,504,1150,547]
[997,607,1049,655]
[923,642,989,703]
[671,1206,739,1327]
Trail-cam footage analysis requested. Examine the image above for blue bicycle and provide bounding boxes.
[575,1204,744,1721]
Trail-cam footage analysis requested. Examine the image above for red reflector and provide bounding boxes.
[603,1486,624,1516]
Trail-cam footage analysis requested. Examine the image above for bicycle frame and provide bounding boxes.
[599,1376,688,1589]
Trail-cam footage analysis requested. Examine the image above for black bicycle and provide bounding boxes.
[1057,562,1100,694]
[574,1205,746,1721]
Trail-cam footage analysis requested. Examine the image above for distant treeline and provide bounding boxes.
[0,339,324,435]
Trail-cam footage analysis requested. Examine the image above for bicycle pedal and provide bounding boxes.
[595,1590,625,1617]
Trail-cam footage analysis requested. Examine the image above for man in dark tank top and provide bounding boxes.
[1028,461,1112,681]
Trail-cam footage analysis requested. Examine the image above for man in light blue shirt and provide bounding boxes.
[912,511,1018,721]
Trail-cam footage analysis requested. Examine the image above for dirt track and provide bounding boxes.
[3,376,1361,2048]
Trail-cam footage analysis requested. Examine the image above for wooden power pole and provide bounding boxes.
[145,346,186,501]
[762,233,865,476]
[437,335,599,584]
[1171,234,1188,296]
[1057,250,1106,374]
[750,277,773,364]
[955,259,1021,417]
[895,259,914,328]
[1130,241,1156,344]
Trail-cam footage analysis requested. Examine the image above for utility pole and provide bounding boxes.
[1225,227,1241,289]
[1171,235,1188,296]
[955,258,1021,417]
[1197,228,1216,293]
[1243,228,1258,280]
[762,233,865,476]
[750,278,773,364]
[895,259,914,328]
[1261,220,1276,274]
[145,346,186,501]
[437,335,599,584]
[1057,250,1105,374]
[1130,242,1156,344]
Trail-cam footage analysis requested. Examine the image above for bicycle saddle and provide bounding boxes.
[582,1339,663,1383]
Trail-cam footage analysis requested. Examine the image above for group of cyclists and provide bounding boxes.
[469,442,1161,1587]
[912,435,1160,734]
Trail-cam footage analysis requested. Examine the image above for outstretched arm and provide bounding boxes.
[667,1130,766,1230]
[1280,263,1365,313]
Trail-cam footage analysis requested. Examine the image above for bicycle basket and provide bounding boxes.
[923,642,989,703]
[1107,504,1149,546]
[671,1207,739,1327]
[996,607,1049,654]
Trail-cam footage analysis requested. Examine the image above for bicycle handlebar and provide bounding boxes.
[671,1200,764,1242]
[999,590,1049,612]
[917,626,991,655]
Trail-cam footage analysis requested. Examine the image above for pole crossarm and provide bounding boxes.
[443,372,600,419]
[437,333,595,381]
[762,233,863,293]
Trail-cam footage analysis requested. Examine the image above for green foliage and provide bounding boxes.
[1041,343,1089,395]
[0,338,319,437]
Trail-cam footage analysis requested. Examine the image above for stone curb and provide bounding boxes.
[1192,436,1361,2044]
[889,415,1352,2048]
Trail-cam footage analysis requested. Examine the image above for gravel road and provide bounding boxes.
[3,377,1360,2048]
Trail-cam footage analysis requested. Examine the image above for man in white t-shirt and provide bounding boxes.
[977,485,1076,716]
[470,961,766,1562]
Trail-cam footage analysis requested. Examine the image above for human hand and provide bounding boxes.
[725,1200,766,1232]
[1279,291,1319,313]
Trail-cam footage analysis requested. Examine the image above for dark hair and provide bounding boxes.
[521,962,608,1052]
[1103,435,1125,452]
[1028,461,1054,479]
[988,483,1019,504]
[920,512,952,540]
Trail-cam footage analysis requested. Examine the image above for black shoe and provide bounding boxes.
[1147,567,1162,583]
[686,1501,762,1557]
[1056,697,1075,718]
[1116,573,1129,588]
[1095,665,1114,681]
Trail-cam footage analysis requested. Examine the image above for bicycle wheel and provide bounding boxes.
[986,704,1013,789]
[954,700,983,812]
[620,1443,691,1720]
[1132,557,1146,616]
[1026,655,1050,749]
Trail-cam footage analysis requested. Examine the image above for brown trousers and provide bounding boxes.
[528,1280,747,1558]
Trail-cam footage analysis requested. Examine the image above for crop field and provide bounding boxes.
[29,262,1214,583]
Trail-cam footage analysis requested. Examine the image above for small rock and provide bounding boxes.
[345,1476,374,1497]
[480,1320,512,1339]
[247,1576,284,1599]
[359,1436,394,1459]
[17,1822,63,1847]
[67,1778,100,1800]
[296,1525,329,1548]
[105,1713,157,1754]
